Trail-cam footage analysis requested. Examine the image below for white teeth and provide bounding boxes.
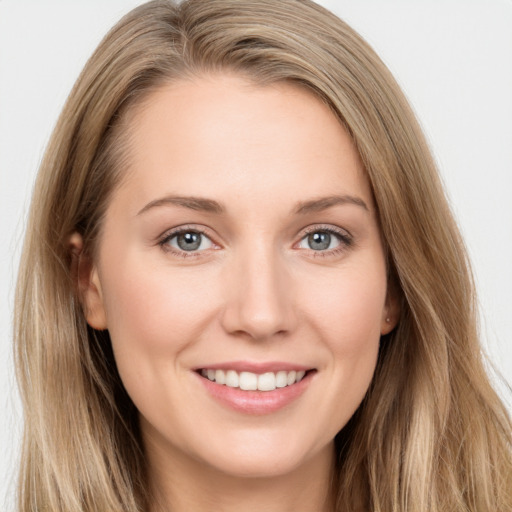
[258,372,276,391]
[275,371,288,388]
[225,370,239,388]
[201,368,308,391]
[215,369,226,385]
[239,372,258,390]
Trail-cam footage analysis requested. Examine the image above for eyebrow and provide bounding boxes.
[137,196,225,216]
[293,195,369,214]
[136,193,368,216]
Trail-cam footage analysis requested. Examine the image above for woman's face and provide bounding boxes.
[82,74,397,479]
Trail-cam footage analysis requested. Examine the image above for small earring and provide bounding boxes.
[386,317,391,323]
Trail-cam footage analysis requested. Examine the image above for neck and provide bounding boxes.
[146,439,336,512]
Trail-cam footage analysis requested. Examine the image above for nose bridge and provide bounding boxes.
[221,237,294,340]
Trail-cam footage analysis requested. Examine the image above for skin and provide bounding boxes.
[76,74,398,512]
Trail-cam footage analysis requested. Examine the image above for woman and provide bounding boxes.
[14,0,512,511]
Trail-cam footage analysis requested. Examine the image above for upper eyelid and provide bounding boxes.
[159,225,213,241]
[298,224,352,239]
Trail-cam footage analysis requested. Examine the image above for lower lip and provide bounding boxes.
[195,371,315,415]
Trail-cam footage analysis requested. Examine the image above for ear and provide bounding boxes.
[69,233,108,330]
[380,281,401,335]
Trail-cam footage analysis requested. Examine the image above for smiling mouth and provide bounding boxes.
[198,368,312,392]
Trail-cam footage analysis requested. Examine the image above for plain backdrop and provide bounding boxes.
[1,0,511,509]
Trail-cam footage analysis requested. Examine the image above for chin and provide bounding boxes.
[196,432,330,480]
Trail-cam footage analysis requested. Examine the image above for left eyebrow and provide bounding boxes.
[137,195,225,216]
[293,195,369,214]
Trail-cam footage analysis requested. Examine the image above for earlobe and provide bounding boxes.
[380,288,400,335]
[69,233,108,330]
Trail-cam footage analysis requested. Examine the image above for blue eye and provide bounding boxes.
[297,228,350,252]
[306,232,336,251]
[164,230,214,252]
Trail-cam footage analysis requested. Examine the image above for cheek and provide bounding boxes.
[299,262,386,417]
[303,263,387,350]
[97,253,223,424]
[98,252,218,364]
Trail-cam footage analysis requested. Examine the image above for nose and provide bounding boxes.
[220,245,297,341]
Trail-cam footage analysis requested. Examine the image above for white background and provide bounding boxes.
[1,1,511,509]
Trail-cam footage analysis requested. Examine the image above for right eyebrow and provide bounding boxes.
[293,194,369,215]
[136,195,225,216]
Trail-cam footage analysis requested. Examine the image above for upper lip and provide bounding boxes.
[193,361,314,373]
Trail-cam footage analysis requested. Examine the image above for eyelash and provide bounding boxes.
[157,224,353,259]
[298,225,353,258]
[158,225,214,259]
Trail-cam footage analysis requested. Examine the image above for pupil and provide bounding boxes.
[177,232,201,251]
[308,232,331,250]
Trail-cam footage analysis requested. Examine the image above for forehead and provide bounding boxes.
[113,73,373,217]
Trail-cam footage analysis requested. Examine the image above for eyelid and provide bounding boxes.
[298,224,352,242]
[300,223,351,238]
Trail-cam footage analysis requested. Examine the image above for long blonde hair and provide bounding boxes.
[14,0,512,510]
